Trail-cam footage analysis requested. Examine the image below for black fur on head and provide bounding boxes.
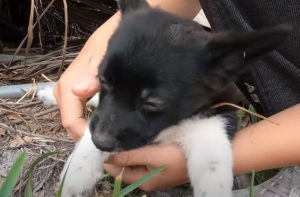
[89,0,292,152]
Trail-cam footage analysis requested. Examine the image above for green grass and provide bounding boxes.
[238,104,245,130]
[250,170,255,197]
[0,151,27,197]
[0,148,166,197]
[25,151,63,197]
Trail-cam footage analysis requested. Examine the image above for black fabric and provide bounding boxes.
[199,0,300,116]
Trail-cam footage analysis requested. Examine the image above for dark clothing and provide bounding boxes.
[200,0,300,116]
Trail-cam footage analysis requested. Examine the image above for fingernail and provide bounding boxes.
[74,83,90,91]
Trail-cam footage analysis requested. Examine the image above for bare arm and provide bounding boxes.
[232,103,300,174]
[54,0,201,140]
[104,103,300,191]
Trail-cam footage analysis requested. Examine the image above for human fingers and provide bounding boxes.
[54,56,100,140]
[104,144,190,191]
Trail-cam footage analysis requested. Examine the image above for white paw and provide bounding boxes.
[191,163,233,197]
[36,86,100,107]
[36,87,57,105]
[86,93,100,107]
[59,127,110,197]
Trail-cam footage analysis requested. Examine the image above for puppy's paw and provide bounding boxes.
[58,128,109,197]
[36,86,100,107]
[192,163,233,197]
[36,87,57,105]
[86,93,100,107]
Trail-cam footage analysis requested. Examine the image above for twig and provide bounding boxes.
[25,0,35,68]
[15,101,43,109]
[34,108,59,117]
[58,0,69,77]
[7,0,56,67]
[0,123,73,143]
[34,5,43,49]
[16,78,37,103]
[41,73,56,85]
[212,102,279,125]
[3,48,42,52]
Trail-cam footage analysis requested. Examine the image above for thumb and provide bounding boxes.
[72,58,101,98]
[72,76,100,98]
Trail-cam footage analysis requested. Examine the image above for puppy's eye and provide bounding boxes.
[142,97,169,112]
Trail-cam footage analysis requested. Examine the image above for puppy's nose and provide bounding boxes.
[92,133,116,152]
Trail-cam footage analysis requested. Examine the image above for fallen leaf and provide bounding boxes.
[10,134,33,147]
[53,112,61,118]
[10,140,18,148]
[7,114,21,120]
[16,134,24,144]
[42,113,52,118]
[24,136,33,143]
[0,128,5,136]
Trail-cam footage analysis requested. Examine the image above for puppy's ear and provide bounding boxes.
[117,0,150,15]
[207,24,292,60]
[204,24,292,87]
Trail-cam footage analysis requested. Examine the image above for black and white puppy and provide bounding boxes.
[37,0,291,196]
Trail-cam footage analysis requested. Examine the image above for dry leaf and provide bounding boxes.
[8,114,20,120]
[24,136,33,143]
[42,113,52,118]
[10,140,18,148]
[10,134,33,147]
[0,128,5,136]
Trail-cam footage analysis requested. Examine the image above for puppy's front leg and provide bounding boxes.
[178,116,234,197]
[59,127,110,197]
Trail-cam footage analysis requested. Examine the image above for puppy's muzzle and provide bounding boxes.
[91,132,116,152]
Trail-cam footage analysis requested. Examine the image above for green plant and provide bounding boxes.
[0,151,27,197]
[250,170,255,197]
[249,104,260,124]
[238,104,245,130]
[25,151,63,197]
[119,165,167,197]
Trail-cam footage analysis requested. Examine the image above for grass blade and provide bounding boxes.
[25,151,63,197]
[113,168,124,197]
[249,105,258,124]
[119,165,167,197]
[238,104,245,130]
[250,170,255,197]
[0,151,27,197]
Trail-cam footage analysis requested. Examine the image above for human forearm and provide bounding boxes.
[232,103,300,175]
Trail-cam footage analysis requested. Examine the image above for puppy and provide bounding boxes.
[37,0,291,196]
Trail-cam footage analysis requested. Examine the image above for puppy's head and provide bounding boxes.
[89,0,292,152]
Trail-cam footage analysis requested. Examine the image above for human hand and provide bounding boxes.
[104,144,190,192]
[53,54,101,141]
